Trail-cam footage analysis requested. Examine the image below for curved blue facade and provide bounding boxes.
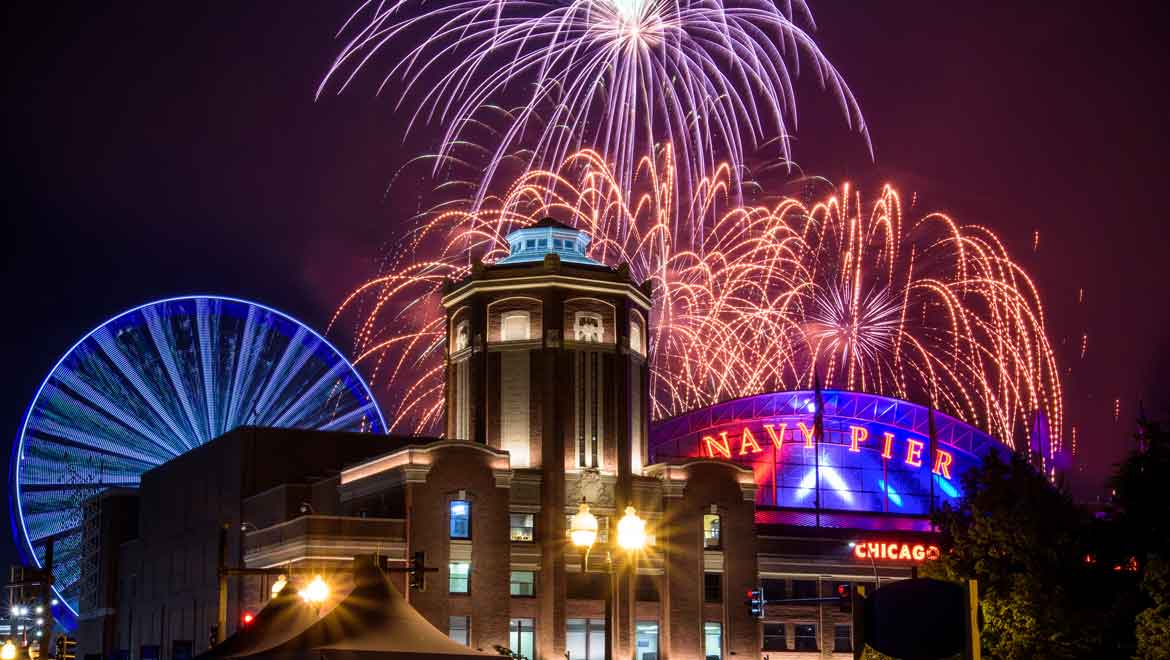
[649,390,1010,529]
[10,296,386,625]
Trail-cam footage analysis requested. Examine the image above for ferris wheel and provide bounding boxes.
[9,296,386,626]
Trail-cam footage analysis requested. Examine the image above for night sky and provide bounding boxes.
[3,2,1168,565]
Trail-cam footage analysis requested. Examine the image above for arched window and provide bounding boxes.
[454,320,470,352]
[502,311,531,341]
[574,312,604,343]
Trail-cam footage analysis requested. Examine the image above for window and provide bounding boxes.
[510,618,535,660]
[526,240,536,249]
[511,570,536,597]
[574,311,604,342]
[635,621,658,660]
[702,514,721,549]
[450,500,471,539]
[538,239,548,248]
[635,575,659,602]
[449,616,470,645]
[791,579,818,599]
[833,624,852,652]
[510,513,535,541]
[629,319,644,356]
[454,320,470,352]
[502,311,531,341]
[762,623,786,651]
[703,572,722,603]
[449,562,470,594]
[567,618,605,660]
[794,624,818,651]
[761,578,786,602]
[703,622,722,660]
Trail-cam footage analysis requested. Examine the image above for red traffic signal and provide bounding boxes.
[241,612,255,626]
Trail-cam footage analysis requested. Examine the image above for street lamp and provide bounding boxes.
[270,575,288,598]
[2,640,16,660]
[569,499,647,660]
[299,575,329,606]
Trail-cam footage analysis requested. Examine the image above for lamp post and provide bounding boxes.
[569,500,647,660]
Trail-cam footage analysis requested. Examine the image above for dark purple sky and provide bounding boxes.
[3,1,1168,562]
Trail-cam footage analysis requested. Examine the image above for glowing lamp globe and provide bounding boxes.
[271,576,288,597]
[300,575,329,604]
[616,506,646,550]
[569,501,598,549]
[1,641,15,660]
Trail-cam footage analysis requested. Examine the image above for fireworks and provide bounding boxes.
[332,146,1063,457]
[318,0,868,207]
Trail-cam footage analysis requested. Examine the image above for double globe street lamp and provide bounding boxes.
[569,499,647,660]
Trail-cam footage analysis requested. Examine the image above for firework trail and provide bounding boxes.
[318,0,868,217]
[331,145,1063,458]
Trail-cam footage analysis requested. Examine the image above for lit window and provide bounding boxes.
[449,562,471,594]
[574,311,604,342]
[454,320,470,352]
[833,624,852,652]
[635,621,658,660]
[703,572,721,603]
[703,514,721,549]
[703,622,722,660]
[567,618,605,660]
[629,320,644,355]
[502,311,531,341]
[510,571,536,597]
[449,616,470,645]
[510,513,535,542]
[509,618,535,660]
[450,500,471,539]
[763,623,786,651]
[794,624,818,651]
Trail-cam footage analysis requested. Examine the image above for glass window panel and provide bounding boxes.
[703,622,722,660]
[703,573,721,603]
[833,624,852,652]
[794,624,818,651]
[449,616,470,645]
[702,514,721,549]
[510,618,535,660]
[510,513,535,541]
[502,312,531,341]
[762,623,786,651]
[450,500,470,539]
[449,561,470,594]
[510,570,536,597]
[635,621,658,660]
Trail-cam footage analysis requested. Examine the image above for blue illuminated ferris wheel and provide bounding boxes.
[10,296,386,625]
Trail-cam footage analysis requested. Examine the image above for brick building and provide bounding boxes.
[78,220,1007,660]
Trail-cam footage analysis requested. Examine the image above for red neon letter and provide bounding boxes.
[898,544,912,560]
[912,545,926,561]
[798,422,816,448]
[703,432,732,459]
[881,432,895,459]
[853,544,866,559]
[739,428,762,455]
[849,425,868,453]
[762,423,787,450]
[905,439,924,467]
[932,449,953,479]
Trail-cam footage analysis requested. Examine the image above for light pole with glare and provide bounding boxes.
[569,500,647,660]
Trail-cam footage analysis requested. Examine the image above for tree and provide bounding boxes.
[926,451,1127,659]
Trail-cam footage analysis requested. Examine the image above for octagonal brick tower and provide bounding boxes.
[441,217,653,657]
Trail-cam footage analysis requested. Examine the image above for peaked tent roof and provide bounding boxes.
[196,580,340,660]
[211,555,495,660]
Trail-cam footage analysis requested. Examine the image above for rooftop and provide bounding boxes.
[495,218,604,267]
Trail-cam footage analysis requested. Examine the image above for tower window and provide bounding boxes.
[450,500,471,539]
[454,320,470,352]
[501,311,531,341]
[574,312,604,343]
[629,319,644,355]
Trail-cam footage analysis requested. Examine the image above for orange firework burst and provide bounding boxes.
[332,146,1063,456]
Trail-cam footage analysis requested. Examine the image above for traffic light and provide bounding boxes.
[410,551,426,592]
[746,588,764,618]
[241,612,255,627]
[836,583,852,612]
[208,625,219,649]
[55,636,63,659]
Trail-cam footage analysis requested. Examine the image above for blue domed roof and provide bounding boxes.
[496,218,604,266]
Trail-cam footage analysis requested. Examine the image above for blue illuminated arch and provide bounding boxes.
[9,295,386,627]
